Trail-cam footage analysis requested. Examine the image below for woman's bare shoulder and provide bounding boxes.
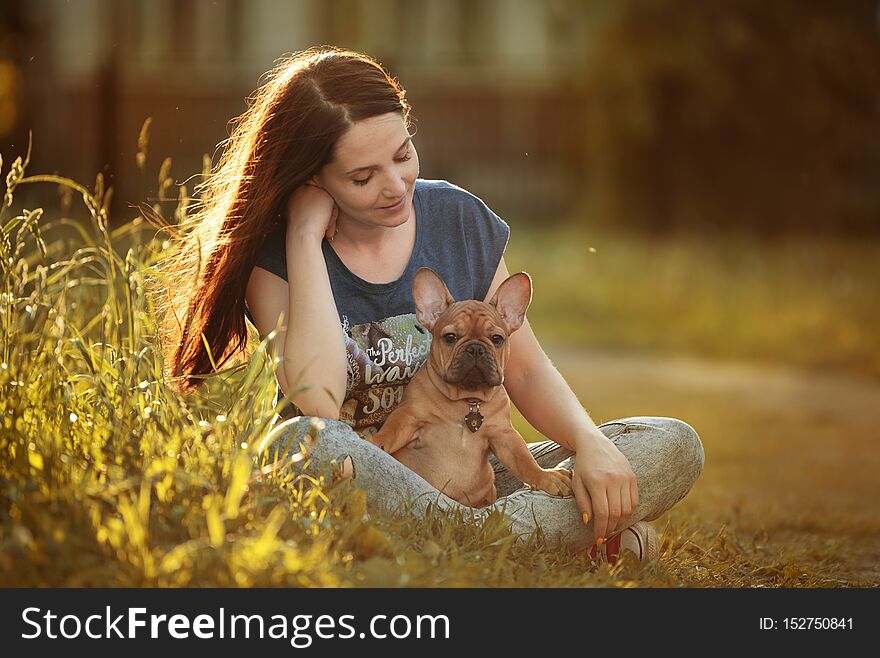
[245,266,289,339]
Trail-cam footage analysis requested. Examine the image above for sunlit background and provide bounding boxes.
[2,0,879,585]
[7,0,877,233]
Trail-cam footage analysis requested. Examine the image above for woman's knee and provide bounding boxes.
[654,417,703,472]
[611,416,705,521]
[672,418,704,486]
[621,416,704,475]
[258,415,360,458]
[649,417,704,492]
[652,418,705,516]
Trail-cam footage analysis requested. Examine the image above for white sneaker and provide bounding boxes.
[588,521,659,566]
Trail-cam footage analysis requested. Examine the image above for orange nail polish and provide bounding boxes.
[582,512,590,525]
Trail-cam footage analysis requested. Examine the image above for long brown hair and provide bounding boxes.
[152,46,413,392]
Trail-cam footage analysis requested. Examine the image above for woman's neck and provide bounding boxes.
[333,207,414,254]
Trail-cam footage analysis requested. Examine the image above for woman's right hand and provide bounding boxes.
[285,179,339,242]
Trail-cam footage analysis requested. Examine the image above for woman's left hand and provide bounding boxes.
[570,433,639,544]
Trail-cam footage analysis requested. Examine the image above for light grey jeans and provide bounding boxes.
[260,415,704,550]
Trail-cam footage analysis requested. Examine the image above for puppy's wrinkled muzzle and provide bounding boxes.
[445,348,502,388]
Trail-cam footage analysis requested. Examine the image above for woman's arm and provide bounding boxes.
[245,185,347,419]
[282,230,348,417]
[485,256,639,542]
[485,257,603,450]
[245,239,347,419]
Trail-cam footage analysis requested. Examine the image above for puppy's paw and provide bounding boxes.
[535,468,573,496]
[363,432,389,452]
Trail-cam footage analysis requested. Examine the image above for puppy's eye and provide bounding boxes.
[491,334,505,346]
[443,333,457,344]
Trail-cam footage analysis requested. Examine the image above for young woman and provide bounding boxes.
[160,46,704,565]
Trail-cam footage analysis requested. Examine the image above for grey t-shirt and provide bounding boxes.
[247,178,510,435]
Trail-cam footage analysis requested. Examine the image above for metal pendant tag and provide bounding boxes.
[465,410,484,433]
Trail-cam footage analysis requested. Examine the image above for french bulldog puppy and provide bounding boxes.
[368,267,572,507]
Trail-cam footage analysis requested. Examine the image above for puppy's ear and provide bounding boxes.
[488,272,532,333]
[413,268,456,331]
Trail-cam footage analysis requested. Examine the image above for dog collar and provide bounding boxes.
[464,398,484,433]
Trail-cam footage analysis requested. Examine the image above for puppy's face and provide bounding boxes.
[412,268,532,391]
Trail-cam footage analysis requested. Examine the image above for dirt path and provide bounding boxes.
[543,346,880,587]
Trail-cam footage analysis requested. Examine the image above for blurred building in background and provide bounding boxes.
[4,0,601,225]
[3,0,879,233]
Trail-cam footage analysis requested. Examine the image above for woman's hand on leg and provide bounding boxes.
[571,433,639,543]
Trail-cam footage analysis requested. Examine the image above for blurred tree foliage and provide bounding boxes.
[582,0,880,234]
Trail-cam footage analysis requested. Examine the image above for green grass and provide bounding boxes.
[1,149,877,587]
[506,226,880,381]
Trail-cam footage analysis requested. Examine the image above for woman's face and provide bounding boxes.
[314,112,420,229]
